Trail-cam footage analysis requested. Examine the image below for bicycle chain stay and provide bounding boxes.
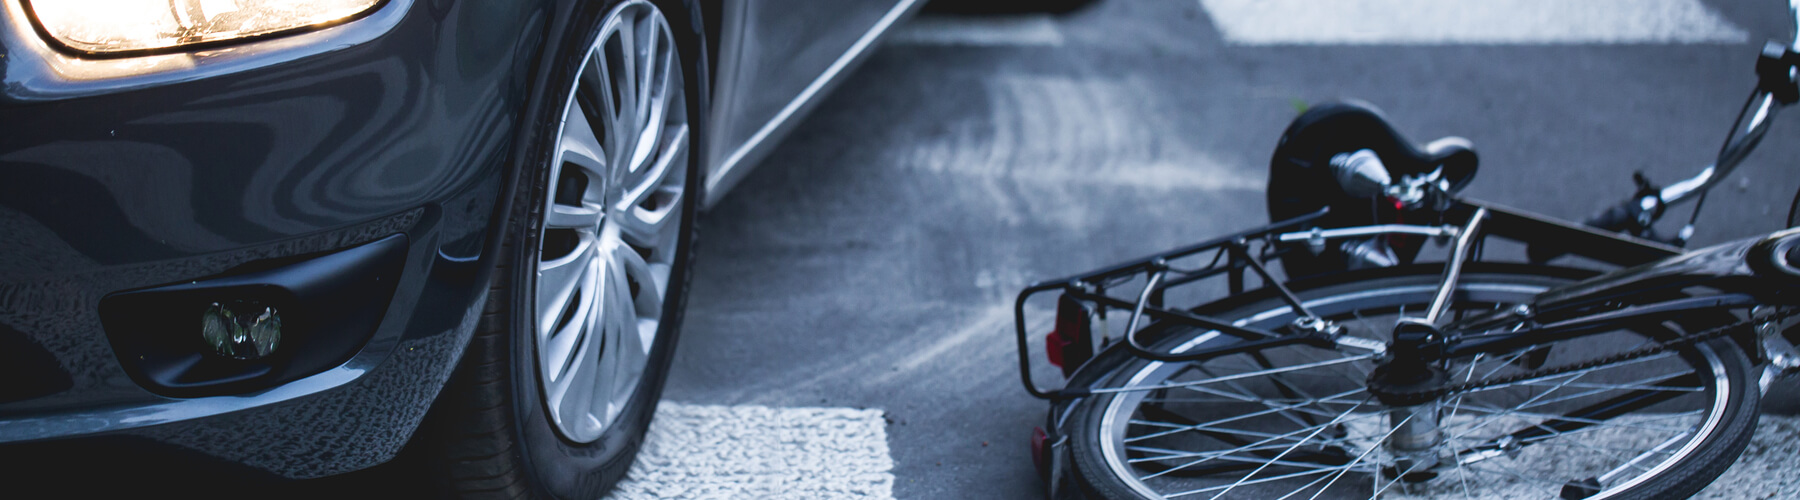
[1387,307,1800,402]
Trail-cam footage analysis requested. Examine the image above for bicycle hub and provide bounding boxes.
[1368,319,1449,407]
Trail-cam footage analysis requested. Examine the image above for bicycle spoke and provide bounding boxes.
[1201,398,1370,498]
[1093,354,1377,394]
[1141,397,1363,405]
[1448,405,1698,435]
[1300,408,1419,500]
[1273,470,1345,500]
[1171,384,1350,419]
[1506,380,1702,392]
[1452,353,1680,397]
[1449,372,1700,456]
[1165,467,1342,498]
[1138,398,1371,481]
[1286,345,1377,382]
[1493,368,1699,414]
[1129,445,1355,471]
[1194,363,1322,428]
[1128,388,1367,443]
[1367,452,1435,499]
[1442,352,1488,500]
[1597,431,1691,484]
[1438,356,1685,445]
[1128,443,1303,463]
[1459,463,1572,488]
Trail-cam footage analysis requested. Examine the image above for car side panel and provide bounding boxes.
[701,0,919,207]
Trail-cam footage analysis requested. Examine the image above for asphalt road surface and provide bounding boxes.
[651,0,1800,498]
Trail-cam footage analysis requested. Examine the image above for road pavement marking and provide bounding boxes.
[870,305,1014,386]
[908,76,1264,192]
[604,403,894,500]
[1200,0,1747,45]
[890,14,1065,47]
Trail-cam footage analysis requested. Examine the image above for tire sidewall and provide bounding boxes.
[503,0,704,496]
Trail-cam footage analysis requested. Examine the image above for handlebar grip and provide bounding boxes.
[1583,197,1643,233]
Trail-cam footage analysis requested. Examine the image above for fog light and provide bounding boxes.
[201,301,282,360]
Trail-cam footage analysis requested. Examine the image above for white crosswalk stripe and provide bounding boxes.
[1200,0,1748,45]
[604,403,895,500]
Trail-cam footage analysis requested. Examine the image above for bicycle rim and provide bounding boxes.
[1076,270,1752,500]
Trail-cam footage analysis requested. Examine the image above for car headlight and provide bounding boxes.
[23,0,382,55]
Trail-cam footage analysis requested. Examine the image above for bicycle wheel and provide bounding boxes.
[1060,265,1759,500]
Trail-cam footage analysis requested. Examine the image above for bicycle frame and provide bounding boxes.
[1013,198,1799,400]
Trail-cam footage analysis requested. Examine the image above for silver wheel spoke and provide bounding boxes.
[617,14,639,128]
[591,249,634,425]
[615,127,687,248]
[547,204,604,230]
[536,235,594,337]
[628,19,668,173]
[560,101,610,178]
[560,307,605,438]
[585,46,623,158]
[616,122,680,207]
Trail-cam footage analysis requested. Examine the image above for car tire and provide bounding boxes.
[410,1,702,497]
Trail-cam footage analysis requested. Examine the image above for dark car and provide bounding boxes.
[0,0,918,495]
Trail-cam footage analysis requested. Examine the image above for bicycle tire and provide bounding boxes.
[1057,265,1759,500]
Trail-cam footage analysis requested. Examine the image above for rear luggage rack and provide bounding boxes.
[1012,201,1681,400]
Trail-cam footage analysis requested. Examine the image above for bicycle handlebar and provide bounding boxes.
[1659,91,1781,208]
[1585,58,1789,240]
[1581,2,1800,237]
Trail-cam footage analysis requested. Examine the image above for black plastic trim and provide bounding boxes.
[98,233,408,398]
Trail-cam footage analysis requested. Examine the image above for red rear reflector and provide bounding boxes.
[1047,294,1093,377]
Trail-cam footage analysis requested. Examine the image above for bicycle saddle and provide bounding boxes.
[1267,101,1479,223]
[1266,101,1480,276]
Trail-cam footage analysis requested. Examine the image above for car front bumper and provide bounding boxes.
[0,0,551,478]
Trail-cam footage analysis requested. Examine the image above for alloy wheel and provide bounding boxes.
[535,0,688,444]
